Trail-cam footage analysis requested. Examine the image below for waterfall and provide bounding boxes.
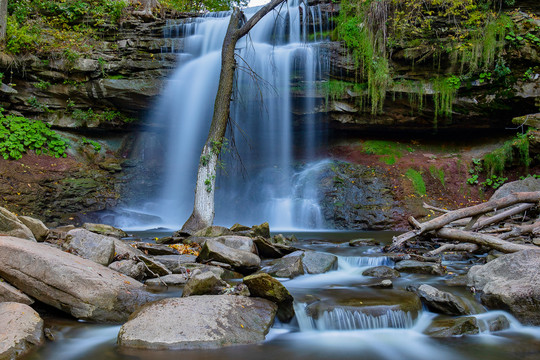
[124,1,330,230]
[339,256,394,269]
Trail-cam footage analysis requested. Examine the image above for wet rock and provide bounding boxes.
[0,279,34,305]
[253,236,283,258]
[302,251,338,274]
[349,238,379,246]
[197,239,261,274]
[0,302,44,360]
[193,226,234,238]
[409,284,469,316]
[118,296,277,350]
[486,315,510,332]
[214,236,257,254]
[467,249,540,325]
[0,207,35,241]
[135,243,179,256]
[0,236,152,322]
[220,283,250,296]
[362,266,401,279]
[367,279,393,288]
[138,255,171,277]
[152,254,197,272]
[182,271,228,296]
[113,239,146,260]
[145,274,189,287]
[63,228,115,266]
[230,223,251,232]
[18,216,49,242]
[243,273,295,323]
[108,260,146,281]
[444,275,468,287]
[250,222,271,238]
[424,316,479,337]
[395,260,445,275]
[155,236,180,244]
[261,252,305,278]
[82,223,128,238]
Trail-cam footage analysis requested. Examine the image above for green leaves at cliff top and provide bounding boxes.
[0,113,69,160]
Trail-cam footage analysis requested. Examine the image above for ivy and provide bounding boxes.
[0,112,68,160]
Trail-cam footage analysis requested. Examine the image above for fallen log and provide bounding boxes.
[426,243,479,257]
[389,192,540,250]
[436,228,537,253]
[499,220,540,240]
[472,203,535,230]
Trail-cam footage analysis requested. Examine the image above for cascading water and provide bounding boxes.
[122,1,331,230]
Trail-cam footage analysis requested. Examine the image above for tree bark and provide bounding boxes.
[0,0,7,41]
[181,0,286,234]
[426,243,479,257]
[389,191,540,250]
[435,228,537,253]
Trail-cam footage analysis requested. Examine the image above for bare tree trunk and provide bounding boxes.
[0,0,7,41]
[181,0,286,234]
[436,228,537,253]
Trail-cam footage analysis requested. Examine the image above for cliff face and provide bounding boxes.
[0,1,538,228]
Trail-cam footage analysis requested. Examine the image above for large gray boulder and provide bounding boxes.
[214,236,257,254]
[0,302,44,360]
[262,252,305,278]
[108,260,146,281]
[467,249,540,325]
[118,295,277,350]
[490,177,540,200]
[302,251,338,274]
[362,266,401,279]
[18,216,49,242]
[423,316,479,337]
[0,207,35,241]
[0,236,152,322]
[409,284,469,316]
[152,255,197,272]
[83,223,128,238]
[145,274,189,287]
[193,226,234,237]
[197,239,261,274]
[63,228,115,266]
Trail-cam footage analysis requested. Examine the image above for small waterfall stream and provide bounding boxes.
[125,0,331,230]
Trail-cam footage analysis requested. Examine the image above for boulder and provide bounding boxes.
[253,236,283,258]
[113,239,146,259]
[230,223,251,232]
[250,222,271,238]
[423,316,479,337]
[118,296,277,349]
[0,236,152,322]
[135,243,179,256]
[262,252,305,278]
[193,226,233,238]
[490,177,540,200]
[152,254,198,272]
[467,249,540,325]
[214,236,257,254]
[0,303,44,360]
[395,260,445,275]
[302,251,338,274]
[108,260,146,281]
[0,279,34,305]
[0,207,35,241]
[349,238,379,246]
[138,255,172,277]
[243,273,295,322]
[362,266,401,279]
[182,271,228,297]
[408,284,469,316]
[63,228,115,266]
[145,274,189,287]
[18,216,49,242]
[82,223,128,238]
[197,239,261,274]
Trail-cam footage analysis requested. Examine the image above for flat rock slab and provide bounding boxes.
[395,260,445,275]
[197,239,261,274]
[0,279,34,305]
[118,295,277,350]
[0,236,152,322]
[0,302,44,360]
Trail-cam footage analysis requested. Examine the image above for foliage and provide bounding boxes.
[429,165,445,188]
[5,16,40,54]
[34,80,52,90]
[0,112,68,160]
[72,108,135,124]
[483,132,531,176]
[161,0,249,12]
[81,137,101,153]
[405,168,426,196]
[480,174,507,189]
[361,140,406,165]
[432,75,460,123]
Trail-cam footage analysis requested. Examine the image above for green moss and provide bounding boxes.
[483,132,531,176]
[432,75,460,126]
[405,168,426,196]
[362,140,406,165]
[429,165,445,188]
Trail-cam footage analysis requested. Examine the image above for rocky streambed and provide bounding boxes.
[1,207,540,360]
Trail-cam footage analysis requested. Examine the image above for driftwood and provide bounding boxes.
[425,243,479,257]
[436,228,537,253]
[499,220,540,240]
[389,192,540,251]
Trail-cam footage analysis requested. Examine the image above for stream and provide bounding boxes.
[24,231,540,360]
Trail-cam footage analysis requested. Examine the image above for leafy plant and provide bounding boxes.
[481,175,507,189]
[429,165,445,188]
[0,111,68,160]
[34,80,51,90]
[405,168,426,196]
[81,137,101,153]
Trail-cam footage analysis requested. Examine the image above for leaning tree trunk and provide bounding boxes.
[0,0,7,41]
[181,0,286,234]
